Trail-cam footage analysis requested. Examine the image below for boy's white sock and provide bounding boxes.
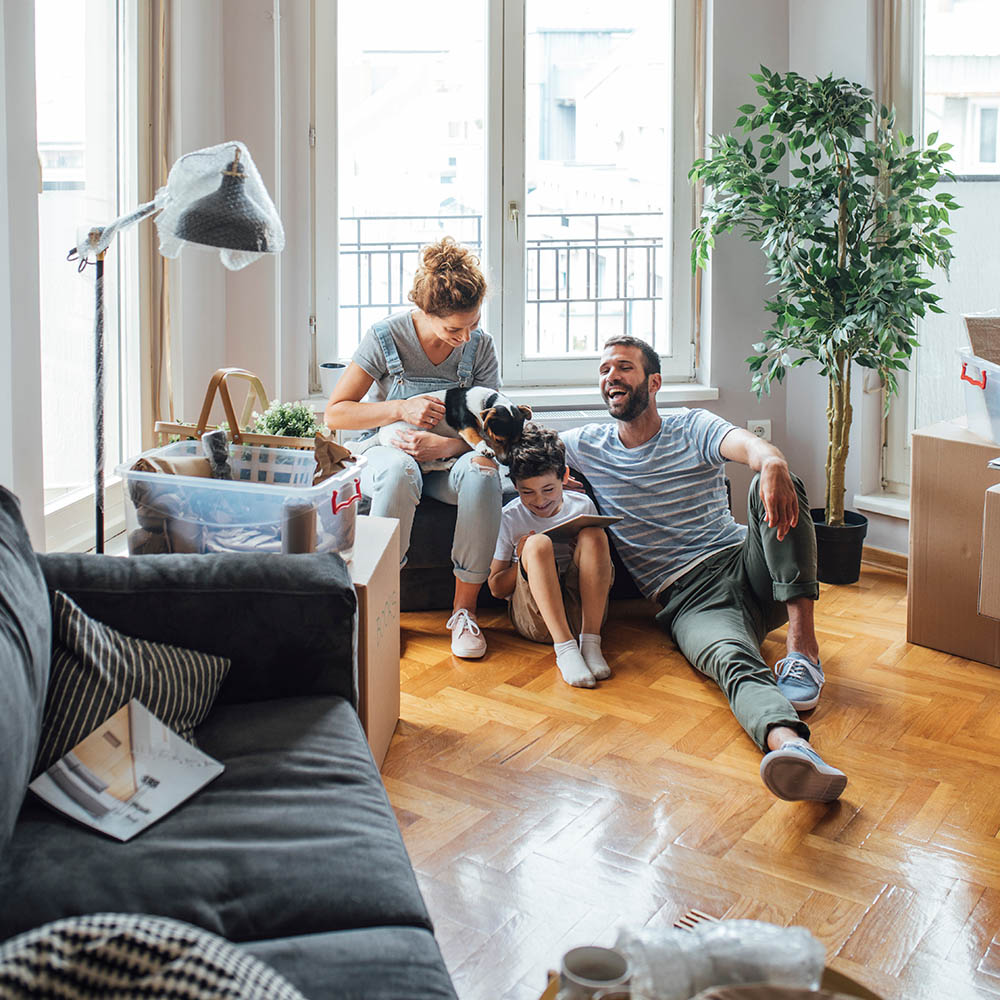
[579,633,611,680]
[554,639,596,688]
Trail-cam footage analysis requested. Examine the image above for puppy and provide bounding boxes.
[378,386,532,465]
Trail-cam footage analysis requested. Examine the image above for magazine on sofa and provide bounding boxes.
[29,699,224,842]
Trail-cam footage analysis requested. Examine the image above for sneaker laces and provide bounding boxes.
[776,654,823,684]
[446,609,481,637]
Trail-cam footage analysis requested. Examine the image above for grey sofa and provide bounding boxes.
[0,487,456,999]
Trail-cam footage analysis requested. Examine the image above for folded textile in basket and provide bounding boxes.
[132,455,213,478]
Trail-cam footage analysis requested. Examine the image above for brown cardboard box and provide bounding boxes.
[980,484,1000,620]
[908,420,1000,665]
[350,515,400,767]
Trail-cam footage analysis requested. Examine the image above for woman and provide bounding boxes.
[325,237,502,659]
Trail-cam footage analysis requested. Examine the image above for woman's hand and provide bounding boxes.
[392,430,462,462]
[398,394,446,429]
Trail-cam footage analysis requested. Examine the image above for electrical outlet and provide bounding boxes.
[747,419,772,441]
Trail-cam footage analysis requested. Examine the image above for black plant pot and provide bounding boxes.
[811,508,869,585]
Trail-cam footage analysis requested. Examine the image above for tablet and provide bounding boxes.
[540,513,622,542]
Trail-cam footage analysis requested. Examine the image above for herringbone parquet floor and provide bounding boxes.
[383,567,1000,1000]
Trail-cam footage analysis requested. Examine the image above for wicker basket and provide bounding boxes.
[153,368,318,450]
[964,315,1000,368]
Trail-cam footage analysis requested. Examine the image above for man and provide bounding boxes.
[561,335,846,802]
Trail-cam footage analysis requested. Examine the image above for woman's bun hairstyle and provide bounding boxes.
[409,237,487,317]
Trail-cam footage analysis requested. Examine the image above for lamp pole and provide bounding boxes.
[94,246,106,553]
[73,201,158,554]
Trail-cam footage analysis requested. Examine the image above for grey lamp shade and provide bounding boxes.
[175,149,276,253]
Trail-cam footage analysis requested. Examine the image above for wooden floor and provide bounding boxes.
[382,568,1000,1000]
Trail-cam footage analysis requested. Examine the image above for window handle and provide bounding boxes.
[508,200,519,240]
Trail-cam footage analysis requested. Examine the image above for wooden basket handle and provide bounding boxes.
[194,368,271,443]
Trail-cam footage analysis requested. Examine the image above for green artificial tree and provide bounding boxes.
[691,67,957,527]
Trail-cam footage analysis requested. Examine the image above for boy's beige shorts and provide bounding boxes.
[509,559,614,643]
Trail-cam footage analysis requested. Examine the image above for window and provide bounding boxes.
[316,0,699,386]
[35,0,141,550]
[879,0,1000,495]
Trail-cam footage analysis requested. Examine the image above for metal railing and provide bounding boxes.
[524,211,663,357]
[337,211,663,356]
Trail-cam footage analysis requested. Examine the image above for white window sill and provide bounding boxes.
[853,492,910,520]
[307,382,720,411]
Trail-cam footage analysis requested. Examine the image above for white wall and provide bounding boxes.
[0,0,44,547]
[708,0,790,520]
[170,0,226,422]
[170,0,311,424]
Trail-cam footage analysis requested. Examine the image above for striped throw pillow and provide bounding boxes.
[33,591,230,777]
[0,913,306,999]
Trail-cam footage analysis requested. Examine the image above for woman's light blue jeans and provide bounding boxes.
[360,445,502,584]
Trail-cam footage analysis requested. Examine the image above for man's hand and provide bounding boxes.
[392,430,455,462]
[759,456,799,542]
[398,394,445,429]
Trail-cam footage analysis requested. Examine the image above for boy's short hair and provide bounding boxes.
[507,424,566,484]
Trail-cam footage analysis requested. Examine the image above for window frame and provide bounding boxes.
[866,0,926,507]
[313,0,701,388]
[876,0,1000,506]
[38,0,144,552]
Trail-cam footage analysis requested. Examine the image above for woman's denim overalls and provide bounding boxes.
[359,319,502,585]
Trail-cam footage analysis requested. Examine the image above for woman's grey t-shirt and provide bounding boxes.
[352,309,501,402]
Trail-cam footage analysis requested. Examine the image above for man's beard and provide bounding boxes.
[603,381,650,422]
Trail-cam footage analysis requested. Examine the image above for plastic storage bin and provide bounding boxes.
[117,440,365,559]
[959,347,1000,445]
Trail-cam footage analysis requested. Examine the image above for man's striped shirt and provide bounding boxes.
[561,409,747,599]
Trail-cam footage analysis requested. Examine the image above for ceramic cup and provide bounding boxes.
[559,946,630,1000]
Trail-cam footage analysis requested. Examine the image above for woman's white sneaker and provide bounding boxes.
[446,608,487,659]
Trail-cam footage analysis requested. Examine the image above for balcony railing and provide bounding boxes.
[338,211,664,357]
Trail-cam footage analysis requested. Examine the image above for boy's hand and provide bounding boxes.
[515,532,535,559]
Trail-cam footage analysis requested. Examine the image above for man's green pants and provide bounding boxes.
[655,473,819,751]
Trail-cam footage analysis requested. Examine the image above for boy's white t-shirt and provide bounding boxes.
[494,491,598,572]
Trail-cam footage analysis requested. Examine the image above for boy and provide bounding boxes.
[488,425,615,687]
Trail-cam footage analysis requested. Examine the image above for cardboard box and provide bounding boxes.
[980,484,1000,620]
[908,420,1000,665]
[350,516,400,767]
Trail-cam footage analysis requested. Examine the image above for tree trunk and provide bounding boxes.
[825,355,853,527]
[824,158,854,526]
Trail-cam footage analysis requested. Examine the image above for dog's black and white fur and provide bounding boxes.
[378,386,531,465]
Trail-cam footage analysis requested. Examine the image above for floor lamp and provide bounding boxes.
[68,141,284,553]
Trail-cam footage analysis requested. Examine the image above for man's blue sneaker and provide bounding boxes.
[760,741,847,802]
[775,652,824,710]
